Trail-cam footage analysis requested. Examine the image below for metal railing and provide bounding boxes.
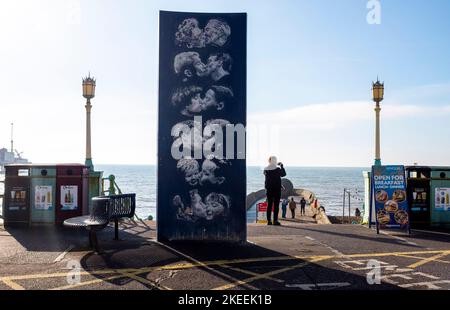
[101,175,122,196]
[342,188,364,224]
[100,175,146,223]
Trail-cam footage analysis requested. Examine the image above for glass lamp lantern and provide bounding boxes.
[82,74,96,100]
[372,79,384,103]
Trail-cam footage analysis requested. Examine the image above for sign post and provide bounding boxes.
[256,201,269,224]
[371,165,410,235]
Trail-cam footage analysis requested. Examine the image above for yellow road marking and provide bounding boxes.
[2,270,118,281]
[3,249,450,290]
[395,254,450,265]
[407,251,450,269]
[51,274,125,290]
[341,250,450,259]
[160,255,332,271]
[116,270,172,290]
[51,268,169,291]
[7,250,443,284]
[157,241,262,290]
[222,265,283,283]
[211,257,327,291]
[1,278,25,290]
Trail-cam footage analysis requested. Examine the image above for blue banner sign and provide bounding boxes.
[157,11,247,242]
[371,165,409,229]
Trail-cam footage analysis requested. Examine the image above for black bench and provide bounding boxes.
[64,194,136,252]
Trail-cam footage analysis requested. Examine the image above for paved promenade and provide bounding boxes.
[2,217,450,290]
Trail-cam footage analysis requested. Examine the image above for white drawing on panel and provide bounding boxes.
[173,189,230,221]
[174,52,232,82]
[172,85,234,116]
[204,19,231,47]
[177,158,225,186]
[171,118,231,161]
[175,18,231,48]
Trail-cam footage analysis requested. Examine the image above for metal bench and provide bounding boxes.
[64,194,136,252]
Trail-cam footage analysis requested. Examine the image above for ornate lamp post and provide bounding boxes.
[82,73,96,171]
[372,78,384,166]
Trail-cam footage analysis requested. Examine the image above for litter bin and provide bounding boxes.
[430,168,450,227]
[406,166,431,228]
[30,166,56,224]
[3,165,31,227]
[55,164,86,225]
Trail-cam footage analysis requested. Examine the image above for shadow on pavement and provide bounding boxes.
[78,231,404,290]
[2,225,87,252]
[286,225,422,249]
[1,221,407,290]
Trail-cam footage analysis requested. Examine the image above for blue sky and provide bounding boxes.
[1,0,450,166]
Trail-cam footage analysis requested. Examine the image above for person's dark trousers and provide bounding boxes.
[290,209,295,219]
[267,192,281,223]
[281,205,287,218]
[301,206,305,216]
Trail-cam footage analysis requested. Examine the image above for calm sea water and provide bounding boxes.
[97,165,368,220]
[1,166,368,220]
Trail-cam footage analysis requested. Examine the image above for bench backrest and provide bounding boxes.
[107,194,136,220]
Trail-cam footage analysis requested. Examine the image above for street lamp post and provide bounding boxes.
[372,78,384,166]
[82,73,96,171]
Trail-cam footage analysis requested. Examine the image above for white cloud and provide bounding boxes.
[249,101,448,130]
[246,101,450,167]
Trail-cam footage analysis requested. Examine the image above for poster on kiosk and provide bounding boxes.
[371,165,410,234]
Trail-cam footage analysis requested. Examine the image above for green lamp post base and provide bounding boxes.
[85,158,94,171]
[374,159,382,166]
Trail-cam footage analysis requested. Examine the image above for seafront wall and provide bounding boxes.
[246,183,332,225]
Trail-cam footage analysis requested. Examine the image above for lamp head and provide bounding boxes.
[82,73,96,100]
[372,78,384,103]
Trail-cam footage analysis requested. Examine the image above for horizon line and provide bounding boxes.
[94,163,371,169]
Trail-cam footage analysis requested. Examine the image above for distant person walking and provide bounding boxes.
[264,156,286,226]
[281,199,288,219]
[300,197,307,216]
[289,197,297,219]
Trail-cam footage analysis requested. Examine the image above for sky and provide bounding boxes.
[0,0,450,167]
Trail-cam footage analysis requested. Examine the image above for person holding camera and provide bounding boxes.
[264,156,287,226]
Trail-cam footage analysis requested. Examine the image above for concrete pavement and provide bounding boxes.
[1,220,450,290]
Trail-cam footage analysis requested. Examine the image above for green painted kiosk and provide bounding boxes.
[30,165,56,224]
[430,168,450,228]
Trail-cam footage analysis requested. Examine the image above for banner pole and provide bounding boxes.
[369,168,373,229]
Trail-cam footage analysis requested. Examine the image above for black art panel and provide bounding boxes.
[157,11,247,242]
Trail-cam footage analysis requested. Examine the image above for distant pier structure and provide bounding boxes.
[246,178,331,225]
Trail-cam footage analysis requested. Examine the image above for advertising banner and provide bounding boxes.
[435,188,450,211]
[8,187,27,211]
[158,11,247,242]
[256,202,268,224]
[34,186,53,210]
[60,185,78,211]
[371,165,409,230]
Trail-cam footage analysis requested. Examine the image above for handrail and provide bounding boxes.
[342,188,363,224]
[100,175,145,223]
[101,175,122,196]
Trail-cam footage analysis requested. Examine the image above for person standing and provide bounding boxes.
[300,197,307,216]
[281,199,288,219]
[355,208,361,223]
[289,197,297,219]
[264,156,286,226]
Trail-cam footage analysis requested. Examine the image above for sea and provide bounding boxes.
[0,165,368,221]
